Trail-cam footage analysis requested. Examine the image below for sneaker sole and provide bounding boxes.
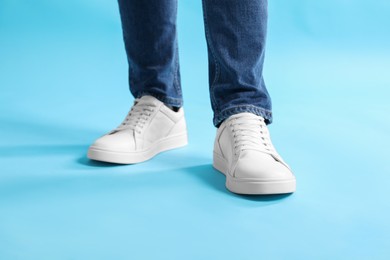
[87,132,188,164]
[213,151,296,195]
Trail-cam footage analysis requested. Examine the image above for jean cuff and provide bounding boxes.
[214,104,273,127]
[135,91,183,107]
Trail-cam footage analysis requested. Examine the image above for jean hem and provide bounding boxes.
[135,91,183,107]
[214,105,273,127]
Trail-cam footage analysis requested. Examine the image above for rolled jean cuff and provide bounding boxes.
[214,104,273,127]
[135,91,183,107]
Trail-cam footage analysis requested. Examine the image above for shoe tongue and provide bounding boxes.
[136,95,162,106]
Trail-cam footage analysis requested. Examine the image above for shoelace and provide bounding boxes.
[229,114,291,170]
[115,99,156,134]
[229,115,276,156]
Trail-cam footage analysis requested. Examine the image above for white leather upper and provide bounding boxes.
[92,95,186,152]
[214,112,294,180]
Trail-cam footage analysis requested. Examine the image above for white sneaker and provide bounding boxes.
[213,112,296,195]
[88,95,188,164]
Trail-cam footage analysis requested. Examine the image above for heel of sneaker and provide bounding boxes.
[158,132,188,152]
[167,116,187,137]
[213,151,228,176]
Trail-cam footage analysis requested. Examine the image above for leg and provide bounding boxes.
[201,0,272,127]
[203,1,296,195]
[118,0,183,107]
[88,0,188,164]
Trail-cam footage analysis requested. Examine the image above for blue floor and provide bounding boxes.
[1,1,389,259]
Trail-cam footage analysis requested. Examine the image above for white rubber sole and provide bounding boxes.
[87,132,188,164]
[213,151,296,195]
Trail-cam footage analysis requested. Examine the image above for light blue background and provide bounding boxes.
[1,0,389,259]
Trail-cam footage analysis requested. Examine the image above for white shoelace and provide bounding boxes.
[229,115,276,156]
[114,99,156,134]
[228,114,291,170]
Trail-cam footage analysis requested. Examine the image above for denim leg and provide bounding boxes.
[117,0,183,107]
[201,0,273,127]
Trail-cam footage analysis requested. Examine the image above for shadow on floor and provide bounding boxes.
[181,164,293,202]
[0,142,292,203]
[77,153,293,202]
[77,156,126,168]
[0,144,87,157]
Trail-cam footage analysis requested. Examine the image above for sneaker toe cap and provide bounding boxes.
[233,150,294,181]
[91,131,136,152]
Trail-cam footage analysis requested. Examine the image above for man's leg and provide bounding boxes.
[200,0,272,127]
[118,0,183,108]
[201,0,296,195]
[87,0,188,164]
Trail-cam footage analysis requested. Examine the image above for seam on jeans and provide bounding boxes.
[129,63,135,91]
[173,2,182,97]
[136,91,183,107]
[173,40,182,96]
[220,104,272,113]
[214,104,273,127]
[137,91,183,102]
[201,0,220,109]
[118,0,135,92]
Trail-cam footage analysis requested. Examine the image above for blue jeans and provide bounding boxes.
[118,0,272,127]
